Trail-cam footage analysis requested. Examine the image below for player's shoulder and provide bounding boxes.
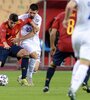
[55,12,65,21]
[55,12,65,20]
[19,13,29,20]
[34,14,42,22]
[0,21,8,28]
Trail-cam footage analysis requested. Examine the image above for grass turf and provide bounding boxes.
[0,70,90,100]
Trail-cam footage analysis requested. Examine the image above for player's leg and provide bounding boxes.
[0,47,9,67]
[82,67,90,92]
[71,60,80,85]
[27,58,36,86]
[83,68,90,85]
[43,49,70,93]
[27,51,38,85]
[27,50,41,85]
[68,45,90,100]
[10,45,30,86]
[43,61,56,93]
[34,60,40,72]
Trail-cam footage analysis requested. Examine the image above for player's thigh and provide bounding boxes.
[80,44,90,66]
[10,45,29,57]
[30,49,41,60]
[72,32,81,58]
[0,47,9,67]
[21,43,38,58]
[52,49,70,66]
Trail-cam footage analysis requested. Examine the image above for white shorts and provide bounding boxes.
[21,42,41,62]
[72,28,90,60]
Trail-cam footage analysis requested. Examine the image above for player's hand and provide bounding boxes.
[62,19,68,28]
[11,38,20,43]
[50,46,56,56]
[3,43,10,49]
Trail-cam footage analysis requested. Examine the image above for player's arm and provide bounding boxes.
[50,28,57,56]
[31,16,42,34]
[50,28,57,48]
[63,0,77,28]
[12,30,35,43]
[23,18,39,33]
[30,21,39,33]
[0,26,10,49]
[19,31,35,41]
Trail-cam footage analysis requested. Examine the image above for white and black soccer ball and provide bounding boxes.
[0,74,8,86]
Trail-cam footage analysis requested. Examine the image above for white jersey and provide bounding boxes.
[19,13,42,61]
[72,0,90,60]
[75,0,90,30]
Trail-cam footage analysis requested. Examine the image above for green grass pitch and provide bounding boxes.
[0,70,90,100]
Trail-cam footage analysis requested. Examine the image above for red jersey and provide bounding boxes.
[0,18,32,47]
[51,11,76,52]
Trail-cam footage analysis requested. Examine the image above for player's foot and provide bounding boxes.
[43,86,49,93]
[82,83,87,90]
[82,83,90,93]
[20,79,30,86]
[68,88,76,100]
[86,86,90,93]
[28,78,34,86]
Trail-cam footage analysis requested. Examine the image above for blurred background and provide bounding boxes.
[0,0,75,70]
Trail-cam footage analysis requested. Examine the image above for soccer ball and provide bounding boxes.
[0,74,8,86]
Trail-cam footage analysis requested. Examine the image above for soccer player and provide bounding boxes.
[15,3,42,85]
[43,10,76,93]
[0,13,38,86]
[63,0,90,99]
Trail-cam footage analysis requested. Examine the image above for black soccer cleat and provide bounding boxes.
[86,86,90,93]
[43,86,49,93]
[82,83,90,93]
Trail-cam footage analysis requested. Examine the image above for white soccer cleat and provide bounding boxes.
[68,88,76,100]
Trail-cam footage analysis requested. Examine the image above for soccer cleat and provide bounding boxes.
[68,89,76,100]
[43,86,49,93]
[82,85,87,91]
[86,86,90,93]
[20,79,30,86]
[82,83,90,93]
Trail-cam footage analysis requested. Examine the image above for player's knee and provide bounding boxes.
[17,49,29,57]
[30,52,38,59]
[50,61,56,69]
[80,59,90,66]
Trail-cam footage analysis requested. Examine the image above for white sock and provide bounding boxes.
[71,60,80,85]
[71,64,89,93]
[27,58,36,79]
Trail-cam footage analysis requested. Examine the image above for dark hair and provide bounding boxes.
[9,13,18,22]
[29,3,38,11]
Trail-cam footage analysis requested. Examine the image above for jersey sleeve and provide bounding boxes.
[18,18,32,28]
[33,15,42,28]
[0,24,7,43]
